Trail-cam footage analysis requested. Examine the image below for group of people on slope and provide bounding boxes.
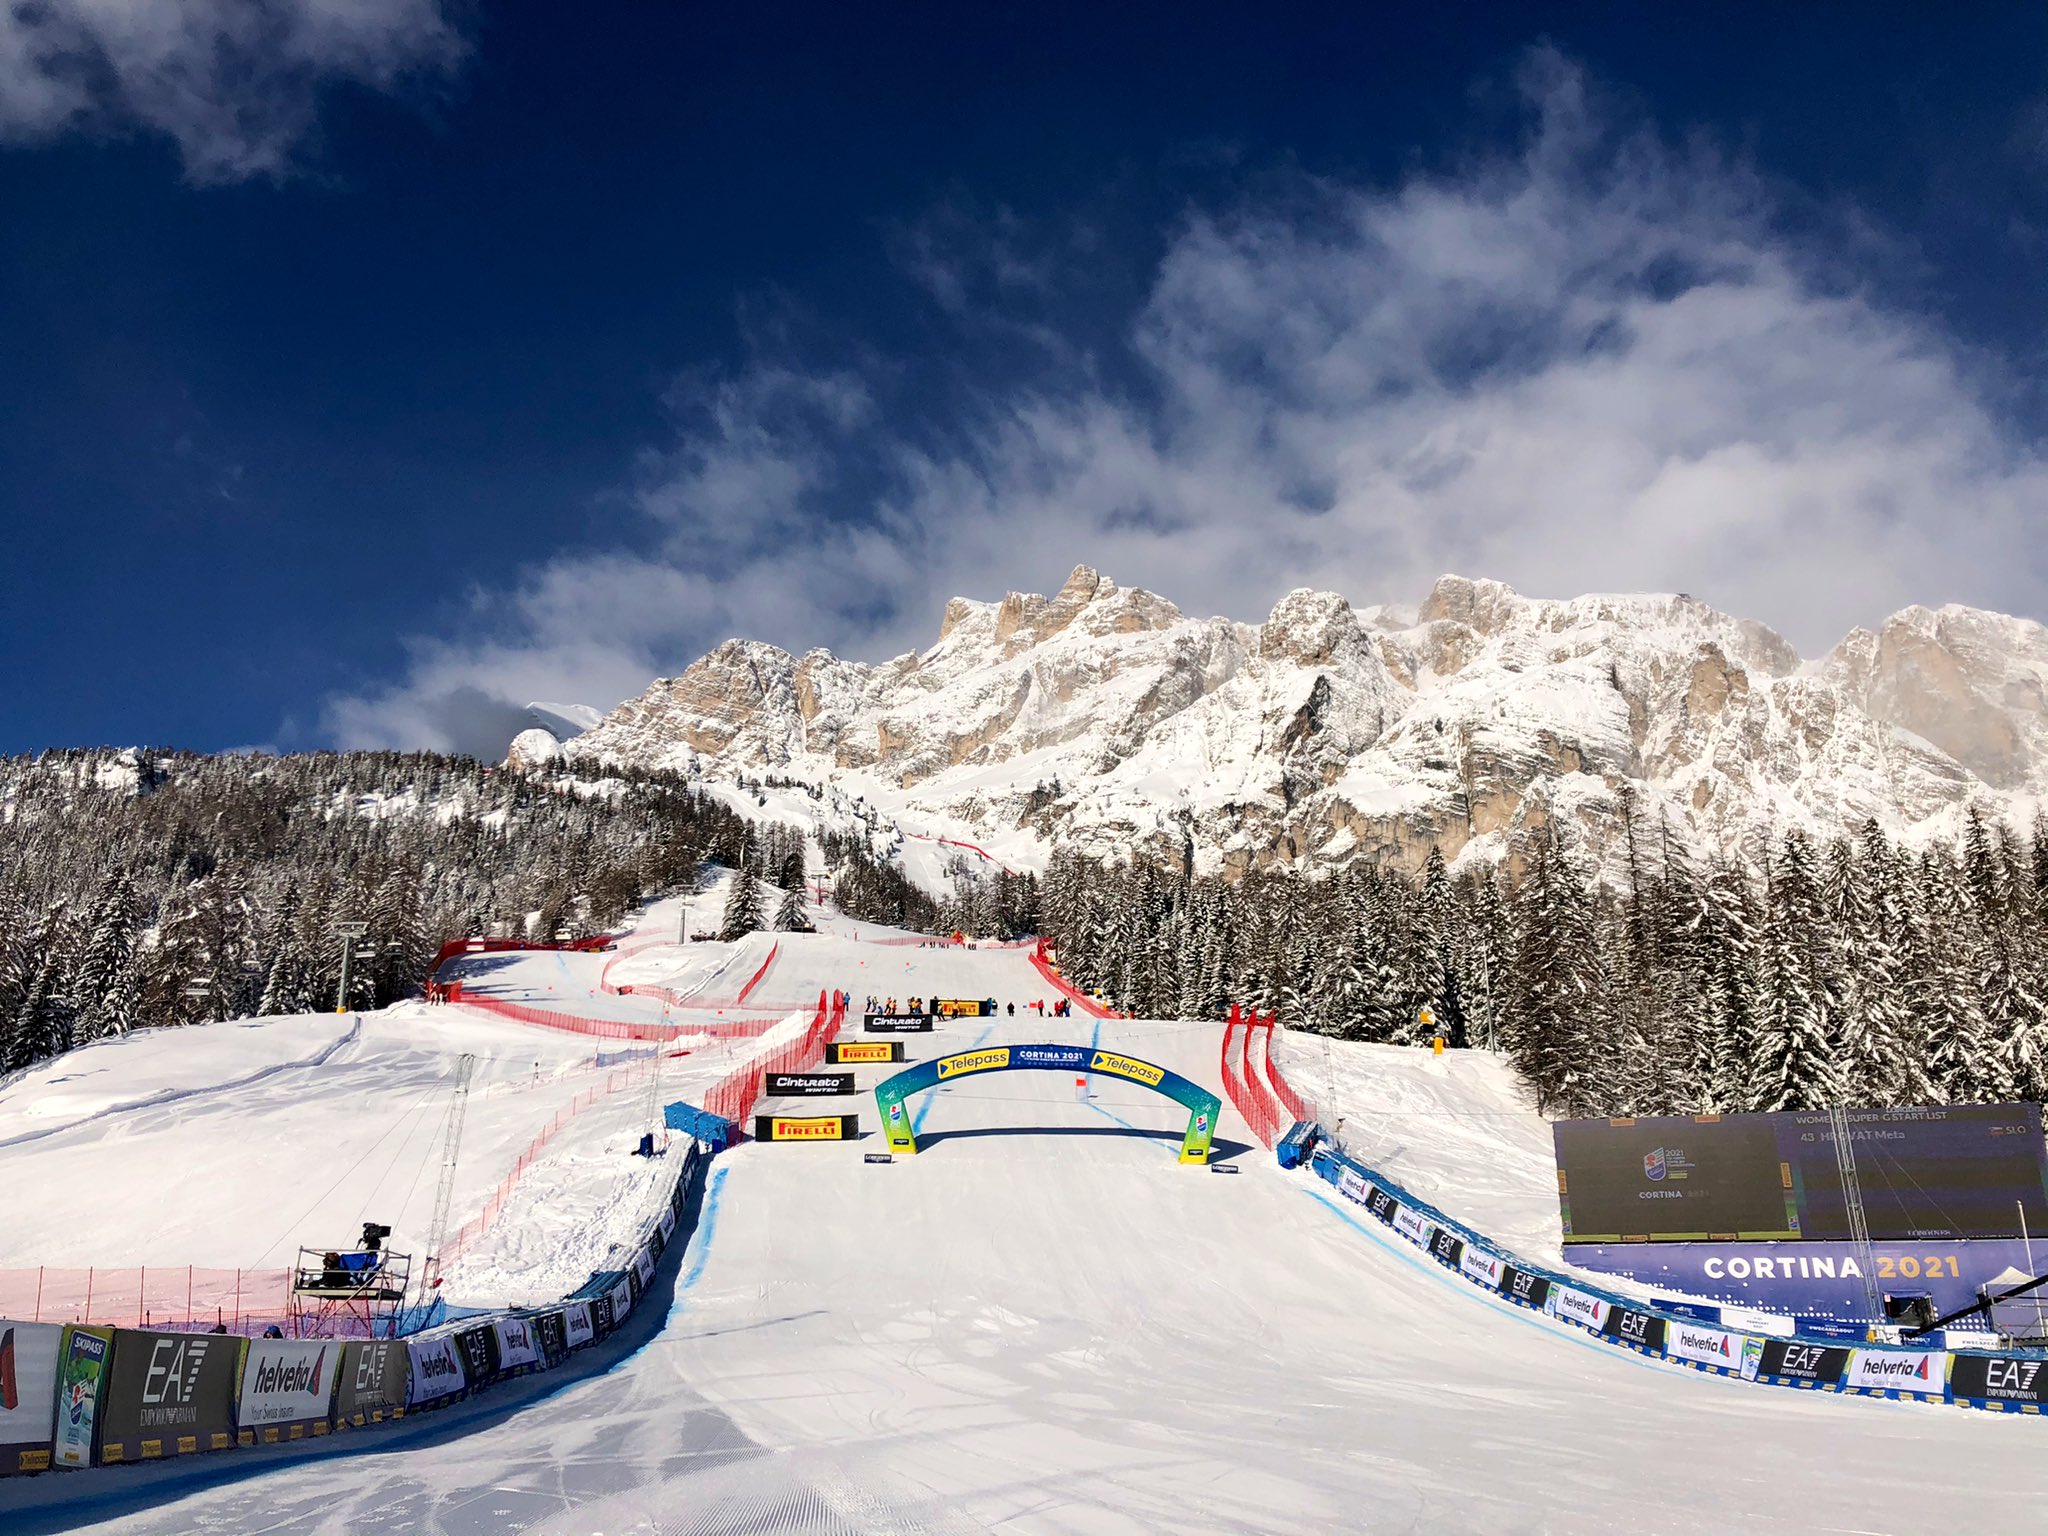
[861,994,1076,1018]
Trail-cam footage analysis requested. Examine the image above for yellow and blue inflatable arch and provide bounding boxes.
[872,1043,1221,1163]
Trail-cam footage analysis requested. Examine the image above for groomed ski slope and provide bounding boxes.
[19,924,2040,1535]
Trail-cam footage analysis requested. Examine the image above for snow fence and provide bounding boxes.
[0,1140,707,1477]
[1302,1140,2048,1416]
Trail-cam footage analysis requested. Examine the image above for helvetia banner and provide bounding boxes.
[1458,1247,1504,1287]
[609,1274,635,1325]
[335,1340,410,1424]
[99,1328,243,1463]
[1664,1323,1743,1371]
[1336,1167,1370,1204]
[1392,1207,1431,1245]
[1,1321,62,1474]
[658,1206,677,1244]
[633,1247,656,1290]
[1844,1348,1946,1397]
[563,1302,597,1352]
[1949,1353,2048,1406]
[1756,1339,1850,1386]
[51,1325,112,1468]
[236,1339,340,1440]
[1545,1285,1610,1331]
[492,1316,545,1375]
[405,1335,467,1407]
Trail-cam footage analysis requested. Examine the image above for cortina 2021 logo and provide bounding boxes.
[1643,1147,1667,1182]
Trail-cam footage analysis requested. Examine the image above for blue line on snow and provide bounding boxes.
[659,1163,728,1327]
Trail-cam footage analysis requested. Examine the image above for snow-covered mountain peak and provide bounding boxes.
[561,568,2048,887]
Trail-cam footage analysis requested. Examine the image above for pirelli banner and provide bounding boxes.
[1,1321,62,1474]
[755,1113,859,1142]
[236,1339,341,1444]
[828,1040,904,1065]
[335,1339,410,1426]
[98,1328,243,1464]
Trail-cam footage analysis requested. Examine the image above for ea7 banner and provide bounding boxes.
[1365,1187,1399,1225]
[405,1334,467,1407]
[1755,1339,1850,1386]
[335,1340,410,1425]
[1427,1227,1466,1267]
[1600,1306,1668,1352]
[529,1310,570,1368]
[99,1328,243,1463]
[237,1339,340,1442]
[452,1324,502,1390]
[51,1325,112,1468]
[1950,1354,2048,1406]
[1,1321,62,1474]
[1498,1265,1551,1311]
[1844,1348,1946,1397]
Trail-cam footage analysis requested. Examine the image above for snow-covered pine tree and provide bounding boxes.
[720,867,766,941]
[774,883,813,933]
[71,872,138,1042]
[1752,833,1845,1112]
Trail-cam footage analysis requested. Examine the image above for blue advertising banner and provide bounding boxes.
[1564,1237,2036,1318]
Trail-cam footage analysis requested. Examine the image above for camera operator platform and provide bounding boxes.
[289,1221,412,1339]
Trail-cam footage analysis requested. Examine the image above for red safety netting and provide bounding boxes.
[0,1266,293,1333]
[1029,939,1124,1019]
[600,939,786,1014]
[443,986,782,1040]
[436,1060,661,1270]
[1220,1004,1284,1148]
[1258,1018,1317,1124]
[701,990,847,1130]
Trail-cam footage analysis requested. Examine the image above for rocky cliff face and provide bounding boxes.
[562,567,2048,882]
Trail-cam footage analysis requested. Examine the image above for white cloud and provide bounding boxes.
[0,0,462,181]
[322,46,2048,758]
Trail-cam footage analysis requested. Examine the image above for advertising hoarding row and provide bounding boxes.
[1311,1142,2048,1414]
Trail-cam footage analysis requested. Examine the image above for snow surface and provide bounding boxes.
[5,918,2041,1533]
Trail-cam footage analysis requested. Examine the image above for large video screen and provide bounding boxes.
[1554,1116,1798,1241]
[1554,1105,2048,1244]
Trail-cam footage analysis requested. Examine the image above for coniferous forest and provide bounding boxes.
[1035,809,2048,1119]
[0,748,812,1073]
[6,745,2045,1123]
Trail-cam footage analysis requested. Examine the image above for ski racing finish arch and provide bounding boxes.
[873,1044,1221,1162]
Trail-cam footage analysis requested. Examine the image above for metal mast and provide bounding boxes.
[418,1053,477,1300]
[1827,1104,1883,1325]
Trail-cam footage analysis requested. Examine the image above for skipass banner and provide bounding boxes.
[52,1325,112,1469]
[237,1339,340,1442]
[1,1321,62,1475]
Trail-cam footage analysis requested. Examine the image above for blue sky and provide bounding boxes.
[3,5,2046,758]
